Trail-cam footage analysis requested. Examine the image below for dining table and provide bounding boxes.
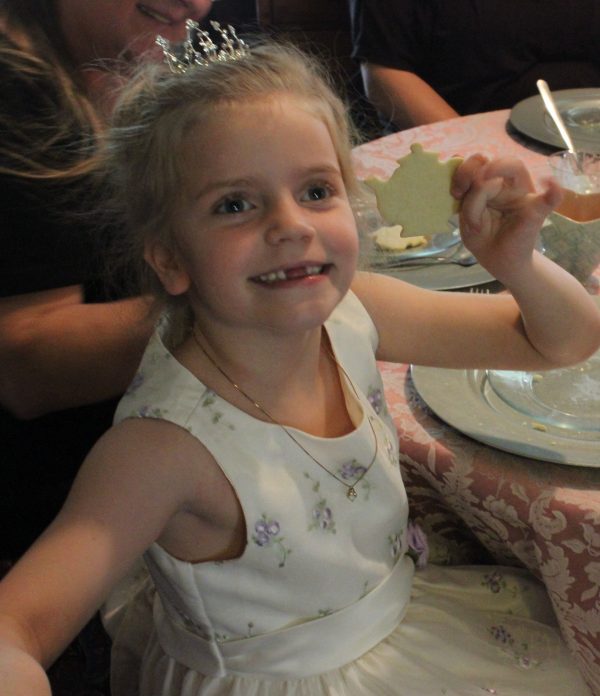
[352,108,600,695]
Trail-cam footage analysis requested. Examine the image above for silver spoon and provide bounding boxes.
[536,79,582,170]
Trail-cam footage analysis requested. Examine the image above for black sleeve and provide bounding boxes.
[349,0,433,73]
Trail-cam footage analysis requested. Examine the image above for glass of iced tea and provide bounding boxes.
[542,150,600,284]
[548,150,600,221]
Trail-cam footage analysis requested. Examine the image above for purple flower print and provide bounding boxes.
[384,435,396,465]
[136,405,165,418]
[126,371,144,395]
[489,624,534,669]
[406,520,429,569]
[309,499,336,533]
[388,533,403,560]
[482,570,505,594]
[254,518,280,545]
[337,460,372,500]
[489,624,514,646]
[367,387,384,414]
[252,515,290,567]
[313,504,333,530]
[340,461,367,480]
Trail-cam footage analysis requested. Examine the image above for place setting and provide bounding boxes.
[410,295,600,468]
[406,127,600,467]
[360,129,600,467]
[510,86,600,153]
[356,144,495,291]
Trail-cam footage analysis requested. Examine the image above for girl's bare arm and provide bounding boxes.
[0,418,211,695]
[353,157,600,369]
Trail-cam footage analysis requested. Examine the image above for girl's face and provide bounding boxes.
[56,0,213,65]
[149,95,359,338]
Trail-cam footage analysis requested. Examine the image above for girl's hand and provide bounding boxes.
[451,155,563,281]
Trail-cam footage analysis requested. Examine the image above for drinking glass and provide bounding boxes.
[542,150,600,283]
[548,150,600,222]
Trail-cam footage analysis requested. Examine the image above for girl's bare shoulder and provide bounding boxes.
[73,416,217,516]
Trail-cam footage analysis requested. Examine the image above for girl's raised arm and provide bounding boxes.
[0,418,205,695]
[353,156,600,369]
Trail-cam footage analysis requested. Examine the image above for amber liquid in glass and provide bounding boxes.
[556,188,600,222]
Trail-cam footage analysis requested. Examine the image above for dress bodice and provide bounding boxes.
[114,291,413,677]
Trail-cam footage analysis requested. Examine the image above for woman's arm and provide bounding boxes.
[0,286,159,419]
[361,63,459,130]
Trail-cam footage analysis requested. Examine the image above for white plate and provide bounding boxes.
[369,228,461,264]
[410,297,600,467]
[510,88,600,152]
[374,259,494,291]
[365,222,495,290]
[367,224,494,291]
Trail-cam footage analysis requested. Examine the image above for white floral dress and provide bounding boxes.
[107,292,589,696]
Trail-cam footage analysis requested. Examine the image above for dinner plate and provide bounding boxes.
[510,88,600,152]
[373,259,494,291]
[411,296,600,467]
[369,227,461,264]
[366,224,494,291]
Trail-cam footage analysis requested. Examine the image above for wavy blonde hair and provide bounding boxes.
[99,39,362,300]
[0,0,101,180]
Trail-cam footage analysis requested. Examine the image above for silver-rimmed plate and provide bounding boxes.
[366,225,494,290]
[410,298,600,467]
[510,88,600,152]
[373,259,494,291]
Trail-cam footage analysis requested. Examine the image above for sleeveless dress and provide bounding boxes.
[107,292,589,696]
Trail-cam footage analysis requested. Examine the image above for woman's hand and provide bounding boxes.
[451,155,562,282]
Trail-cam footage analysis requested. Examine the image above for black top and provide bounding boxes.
[350,0,600,126]
[0,36,123,559]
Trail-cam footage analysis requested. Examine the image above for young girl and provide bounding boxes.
[1,31,599,696]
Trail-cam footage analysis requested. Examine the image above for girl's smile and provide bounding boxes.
[251,263,331,286]
[156,94,359,337]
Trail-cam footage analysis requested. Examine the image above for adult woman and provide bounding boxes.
[0,0,214,562]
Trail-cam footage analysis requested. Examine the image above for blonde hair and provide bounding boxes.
[100,39,362,300]
[0,0,101,180]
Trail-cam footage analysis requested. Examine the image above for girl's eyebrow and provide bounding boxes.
[194,178,254,200]
[193,165,343,200]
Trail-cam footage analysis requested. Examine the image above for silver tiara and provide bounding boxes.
[156,20,249,73]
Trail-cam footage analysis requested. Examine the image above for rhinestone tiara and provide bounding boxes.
[156,20,249,74]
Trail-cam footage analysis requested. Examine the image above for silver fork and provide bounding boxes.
[372,245,477,269]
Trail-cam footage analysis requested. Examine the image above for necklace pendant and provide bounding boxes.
[347,486,358,501]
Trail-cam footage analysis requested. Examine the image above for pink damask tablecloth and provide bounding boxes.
[352,111,600,694]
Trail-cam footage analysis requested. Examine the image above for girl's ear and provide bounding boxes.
[144,240,191,296]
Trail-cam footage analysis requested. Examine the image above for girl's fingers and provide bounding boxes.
[451,154,489,197]
[475,158,536,195]
[460,176,504,231]
[453,156,535,202]
[454,156,562,237]
[540,177,564,211]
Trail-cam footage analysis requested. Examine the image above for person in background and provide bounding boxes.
[349,0,600,132]
[0,0,214,564]
[0,32,598,695]
[0,1,213,691]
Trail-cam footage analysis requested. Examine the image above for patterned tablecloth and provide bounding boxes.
[353,110,600,694]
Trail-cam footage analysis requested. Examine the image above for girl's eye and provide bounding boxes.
[215,197,253,214]
[302,184,332,202]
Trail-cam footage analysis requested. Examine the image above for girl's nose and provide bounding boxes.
[264,199,316,245]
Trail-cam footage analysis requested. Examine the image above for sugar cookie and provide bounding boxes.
[365,143,463,236]
[373,225,426,252]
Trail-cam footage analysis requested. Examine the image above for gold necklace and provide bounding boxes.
[191,327,379,501]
